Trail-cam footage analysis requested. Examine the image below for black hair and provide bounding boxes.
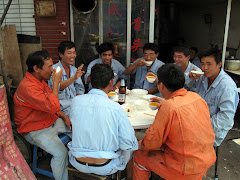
[97,42,114,55]
[190,47,198,54]
[143,43,159,54]
[91,64,114,89]
[58,41,76,59]
[157,63,185,92]
[173,46,191,57]
[199,47,222,64]
[26,50,50,72]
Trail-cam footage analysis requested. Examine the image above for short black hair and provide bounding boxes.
[58,41,75,59]
[91,64,114,89]
[143,43,159,54]
[97,42,114,55]
[157,63,185,92]
[26,50,50,72]
[190,47,198,54]
[173,46,191,57]
[199,47,222,64]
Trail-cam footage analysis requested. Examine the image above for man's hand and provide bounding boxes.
[64,116,72,130]
[145,72,158,84]
[189,70,202,80]
[59,111,72,130]
[136,59,147,67]
[52,68,63,84]
[74,64,85,80]
[150,97,165,105]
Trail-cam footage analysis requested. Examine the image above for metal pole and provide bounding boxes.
[126,0,132,67]
[149,0,155,43]
[99,0,103,44]
[222,0,232,68]
[0,0,13,25]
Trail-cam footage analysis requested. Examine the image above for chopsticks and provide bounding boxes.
[144,113,155,117]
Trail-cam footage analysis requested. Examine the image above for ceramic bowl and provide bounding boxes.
[131,89,148,96]
[146,76,156,83]
[191,70,204,75]
[145,61,153,66]
[149,102,160,110]
[134,100,148,110]
[107,91,117,100]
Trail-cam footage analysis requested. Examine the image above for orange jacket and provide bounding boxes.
[140,88,216,179]
[14,72,60,135]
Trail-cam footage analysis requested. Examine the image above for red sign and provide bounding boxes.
[0,86,36,180]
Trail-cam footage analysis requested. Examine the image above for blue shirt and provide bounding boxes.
[196,69,239,146]
[184,62,202,91]
[84,58,127,91]
[68,89,138,160]
[48,61,85,117]
[131,58,164,91]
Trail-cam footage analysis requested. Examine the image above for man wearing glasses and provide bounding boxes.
[124,43,164,95]
[84,42,127,91]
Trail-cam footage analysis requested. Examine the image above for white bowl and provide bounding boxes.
[149,102,160,110]
[145,61,153,66]
[191,70,204,75]
[131,89,148,96]
[134,100,148,110]
[146,76,156,83]
[142,94,157,101]
[121,103,136,113]
[107,91,117,100]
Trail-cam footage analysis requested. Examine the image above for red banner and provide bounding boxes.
[0,85,36,180]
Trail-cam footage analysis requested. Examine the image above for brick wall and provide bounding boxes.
[34,0,70,63]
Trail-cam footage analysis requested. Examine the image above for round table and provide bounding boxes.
[112,93,158,129]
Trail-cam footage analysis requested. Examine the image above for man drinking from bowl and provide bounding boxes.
[124,43,164,95]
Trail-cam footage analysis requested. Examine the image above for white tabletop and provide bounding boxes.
[112,93,158,129]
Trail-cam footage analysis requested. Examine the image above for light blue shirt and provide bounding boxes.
[48,61,85,117]
[184,61,201,91]
[68,89,138,166]
[131,58,164,91]
[192,56,201,68]
[84,58,127,91]
[196,69,239,146]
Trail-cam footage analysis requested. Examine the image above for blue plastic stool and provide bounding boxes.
[32,134,71,178]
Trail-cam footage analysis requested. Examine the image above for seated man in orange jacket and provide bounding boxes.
[133,64,216,180]
[14,50,71,180]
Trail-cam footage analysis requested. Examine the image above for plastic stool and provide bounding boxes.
[32,134,71,178]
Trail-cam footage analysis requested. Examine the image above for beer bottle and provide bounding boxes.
[118,78,126,105]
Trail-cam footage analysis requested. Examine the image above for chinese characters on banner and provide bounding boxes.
[131,16,143,62]
[0,86,36,180]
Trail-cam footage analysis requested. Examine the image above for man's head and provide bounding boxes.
[26,50,53,81]
[58,41,76,65]
[190,47,198,60]
[143,43,159,62]
[199,48,222,79]
[173,46,191,69]
[98,42,114,66]
[91,64,114,90]
[157,64,185,99]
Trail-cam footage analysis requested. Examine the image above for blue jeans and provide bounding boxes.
[25,118,71,180]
